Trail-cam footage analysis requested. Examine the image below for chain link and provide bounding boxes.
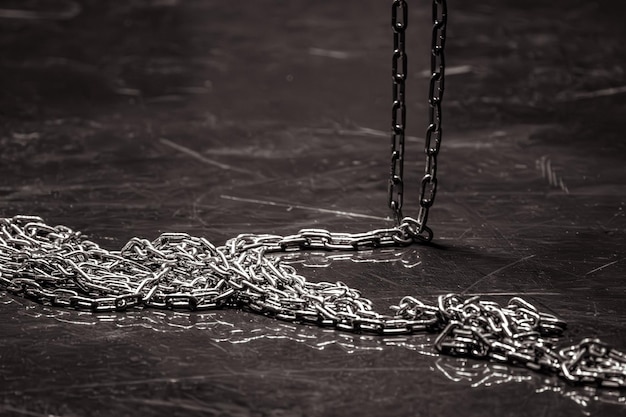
[1,215,625,388]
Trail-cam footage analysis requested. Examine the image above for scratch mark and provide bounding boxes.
[456,201,516,250]
[308,47,353,59]
[585,259,620,276]
[294,125,423,142]
[604,207,624,226]
[457,228,472,239]
[419,64,473,77]
[340,125,494,149]
[557,85,626,101]
[466,291,560,297]
[0,405,60,417]
[115,87,141,96]
[220,195,390,221]
[207,340,230,354]
[353,126,422,143]
[118,398,233,413]
[370,272,402,288]
[160,138,257,176]
[54,317,96,325]
[0,2,81,20]
[462,254,537,294]
[536,156,569,194]
[0,367,431,396]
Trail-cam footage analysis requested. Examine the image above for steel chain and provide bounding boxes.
[418,0,447,234]
[389,0,447,243]
[1,215,625,388]
[389,0,408,224]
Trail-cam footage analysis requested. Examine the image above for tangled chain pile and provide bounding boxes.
[1,215,625,388]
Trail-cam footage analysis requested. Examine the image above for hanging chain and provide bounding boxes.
[389,0,408,224]
[1,215,625,388]
[389,0,447,243]
[418,0,447,234]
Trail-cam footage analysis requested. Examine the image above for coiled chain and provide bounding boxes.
[389,0,447,242]
[1,215,625,388]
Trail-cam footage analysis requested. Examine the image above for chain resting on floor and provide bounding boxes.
[0,215,625,389]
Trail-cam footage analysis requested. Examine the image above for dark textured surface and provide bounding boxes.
[1,1,625,416]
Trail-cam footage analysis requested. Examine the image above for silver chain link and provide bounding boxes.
[1,215,625,388]
[389,0,447,243]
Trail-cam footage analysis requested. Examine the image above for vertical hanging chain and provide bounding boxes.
[389,0,408,224]
[417,0,447,236]
[389,0,447,243]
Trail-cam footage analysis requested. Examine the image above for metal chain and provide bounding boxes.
[418,0,447,234]
[389,0,447,243]
[1,215,625,388]
[389,0,408,224]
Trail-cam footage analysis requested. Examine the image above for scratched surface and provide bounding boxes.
[1,0,626,416]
